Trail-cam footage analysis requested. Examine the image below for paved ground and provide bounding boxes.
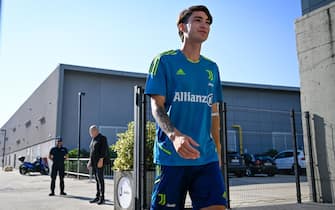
[231,203,335,210]
[0,169,334,210]
[0,169,114,210]
[229,174,309,207]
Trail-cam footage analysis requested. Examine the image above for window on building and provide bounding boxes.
[39,117,46,125]
[25,120,31,128]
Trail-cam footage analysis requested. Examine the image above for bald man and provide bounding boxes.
[87,125,108,205]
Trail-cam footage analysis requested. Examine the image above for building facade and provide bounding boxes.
[296,0,335,203]
[0,64,302,168]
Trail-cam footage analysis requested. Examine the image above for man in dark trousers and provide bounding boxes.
[87,125,108,205]
[49,138,68,196]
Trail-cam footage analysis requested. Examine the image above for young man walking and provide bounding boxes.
[145,5,227,210]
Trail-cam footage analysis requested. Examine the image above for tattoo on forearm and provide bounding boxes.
[154,106,175,134]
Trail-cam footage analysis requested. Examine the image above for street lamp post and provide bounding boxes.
[77,92,85,179]
[1,129,7,168]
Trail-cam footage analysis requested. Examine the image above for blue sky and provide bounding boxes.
[0,1,301,126]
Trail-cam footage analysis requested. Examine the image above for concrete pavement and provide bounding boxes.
[231,203,335,210]
[0,169,334,210]
[0,169,114,210]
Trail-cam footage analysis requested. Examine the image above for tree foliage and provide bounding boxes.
[68,148,90,158]
[112,121,155,171]
[264,149,278,158]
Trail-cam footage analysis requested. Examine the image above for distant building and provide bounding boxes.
[0,64,302,168]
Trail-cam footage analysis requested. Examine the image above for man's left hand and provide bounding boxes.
[97,158,103,168]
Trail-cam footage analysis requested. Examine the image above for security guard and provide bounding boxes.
[49,138,68,196]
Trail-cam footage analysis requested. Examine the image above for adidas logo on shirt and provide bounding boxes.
[176,68,186,75]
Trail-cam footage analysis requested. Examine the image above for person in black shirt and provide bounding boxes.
[87,125,108,205]
[48,138,68,196]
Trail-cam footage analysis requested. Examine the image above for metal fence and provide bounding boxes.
[65,158,114,179]
[80,85,311,209]
[222,103,309,208]
[134,85,311,209]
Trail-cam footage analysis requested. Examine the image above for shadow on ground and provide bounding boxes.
[65,194,114,206]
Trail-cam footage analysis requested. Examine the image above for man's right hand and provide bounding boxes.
[150,95,200,160]
[170,131,200,159]
[87,161,91,170]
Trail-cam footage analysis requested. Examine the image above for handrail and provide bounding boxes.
[67,157,90,161]
[64,158,115,180]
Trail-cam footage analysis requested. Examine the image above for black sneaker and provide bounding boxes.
[89,197,100,203]
[60,192,67,196]
[97,198,105,205]
[49,192,55,196]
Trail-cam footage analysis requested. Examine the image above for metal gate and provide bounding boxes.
[126,86,310,209]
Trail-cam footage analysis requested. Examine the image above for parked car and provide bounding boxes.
[274,149,306,174]
[243,154,277,177]
[227,152,246,177]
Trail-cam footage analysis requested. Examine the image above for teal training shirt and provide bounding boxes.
[145,49,223,166]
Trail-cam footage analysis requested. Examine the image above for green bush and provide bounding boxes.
[109,146,117,159]
[112,121,155,171]
[68,148,90,158]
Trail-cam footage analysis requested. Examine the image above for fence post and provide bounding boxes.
[141,91,147,209]
[66,159,69,178]
[77,92,85,179]
[220,102,230,208]
[134,86,146,210]
[290,109,301,203]
[89,167,93,182]
[134,86,141,210]
[305,111,317,202]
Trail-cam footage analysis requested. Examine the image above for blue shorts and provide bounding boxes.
[151,161,227,210]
